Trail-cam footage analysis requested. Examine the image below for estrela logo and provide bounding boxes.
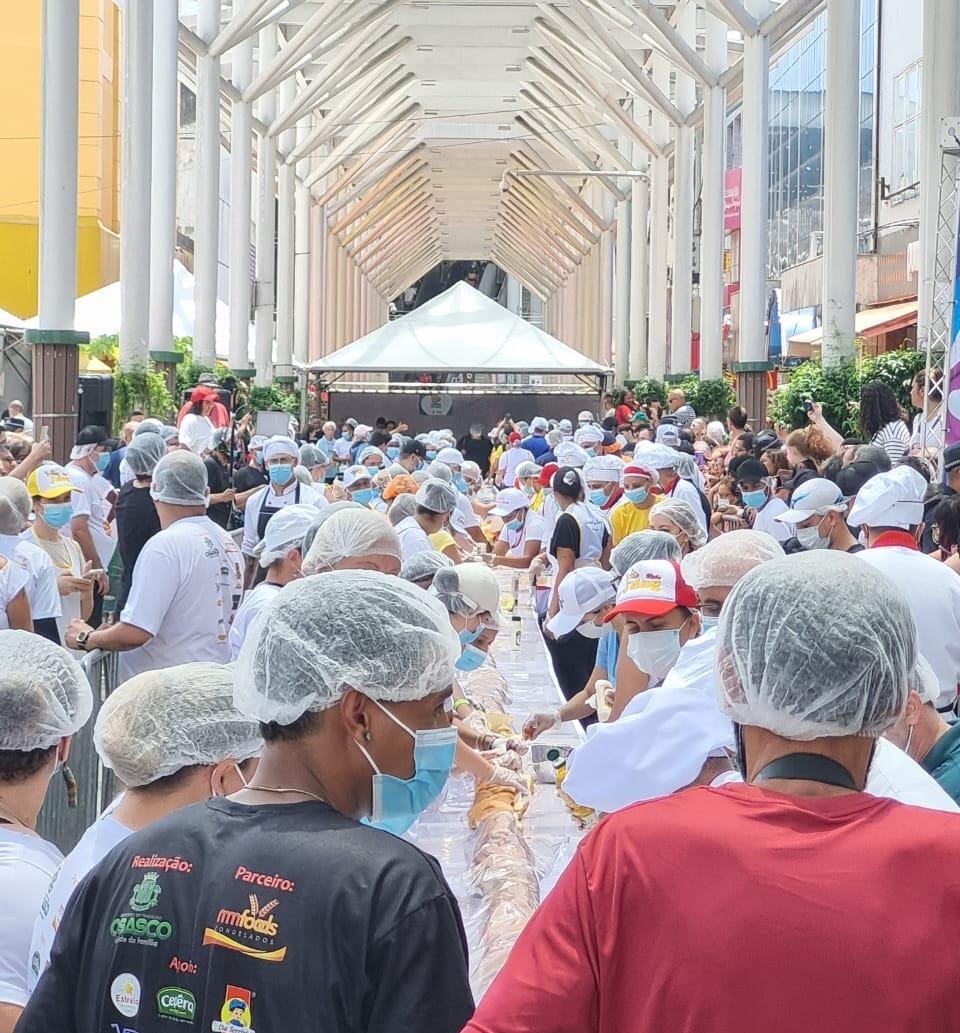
[110,973,141,1018]
[202,894,287,963]
[157,986,196,1023]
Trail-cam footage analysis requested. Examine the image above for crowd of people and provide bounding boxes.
[1,369,960,1033]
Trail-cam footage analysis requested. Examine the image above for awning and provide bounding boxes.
[788,300,918,348]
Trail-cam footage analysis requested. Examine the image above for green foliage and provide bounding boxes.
[769,358,868,437]
[859,348,927,414]
[245,385,300,417]
[624,377,667,406]
[84,334,119,369]
[675,376,736,421]
[113,366,174,431]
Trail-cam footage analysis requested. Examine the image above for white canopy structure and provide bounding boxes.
[310,283,608,376]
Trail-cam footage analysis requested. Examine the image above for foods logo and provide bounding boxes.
[202,894,287,963]
[110,873,173,946]
[110,973,141,1018]
[211,984,256,1033]
[626,573,664,594]
[157,986,196,1023]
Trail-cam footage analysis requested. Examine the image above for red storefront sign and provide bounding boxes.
[724,169,742,232]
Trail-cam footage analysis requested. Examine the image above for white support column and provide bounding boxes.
[670,0,696,376]
[148,0,178,358]
[648,156,670,380]
[699,6,727,380]
[599,189,615,366]
[294,120,311,366]
[918,0,960,349]
[193,0,221,365]
[253,26,278,387]
[38,0,80,330]
[738,0,772,364]
[275,74,297,379]
[614,133,632,384]
[119,0,153,370]
[228,37,254,374]
[628,156,649,379]
[821,0,860,367]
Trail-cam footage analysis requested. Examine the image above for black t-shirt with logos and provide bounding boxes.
[20,798,474,1033]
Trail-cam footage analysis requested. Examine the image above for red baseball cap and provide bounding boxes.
[508,431,522,443]
[604,560,698,619]
[539,462,558,488]
[191,385,217,402]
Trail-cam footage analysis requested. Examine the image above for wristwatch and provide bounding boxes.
[75,629,91,651]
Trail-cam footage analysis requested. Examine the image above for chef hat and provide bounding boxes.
[574,425,605,447]
[583,455,623,483]
[262,436,299,463]
[847,466,927,530]
[554,442,591,468]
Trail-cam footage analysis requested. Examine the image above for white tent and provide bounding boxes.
[0,308,25,329]
[309,282,609,375]
[24,261,255,360]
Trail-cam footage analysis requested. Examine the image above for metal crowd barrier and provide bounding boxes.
[35,649,121,854]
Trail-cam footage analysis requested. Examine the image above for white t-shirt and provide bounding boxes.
[21,529,85,647]
[119,515,243,681]
[229,581,282,660]
[0,535,61,620]
[241,481,327,556]
[65,463,117,569]
[751,496,792,542]
[179,412,215,454]
[450,492,480,534]
[26,812,131,992]
[498,510,546,557]
[332,437,354,461]
[911,409,944,452]
[0,554,29,630]
[396,516,433,562]
[0,826,62,1007]
[497,447,536,486]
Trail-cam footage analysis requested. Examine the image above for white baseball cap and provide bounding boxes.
[546,568,617,638]
[847,466,927,530]
[775,477,847,525]
[577,411,594,424]
[490,488,531,517]
[342,465,373,489]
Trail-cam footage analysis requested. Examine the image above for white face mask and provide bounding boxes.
[576,621,604,639]
[796,517,831,551]
[626,624,685,680]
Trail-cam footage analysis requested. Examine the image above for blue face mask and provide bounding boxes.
[387,447,400,460]
[455,643,487,672]
[341,431,351,440]
[357,699,458,837]
[504,517,523,532]
[42,502,73,529]
[268,464,293,485]
[426,450,438,461]
[459,623,483,645]
[625,487,648,505]
[741,488,767,509]
[351,487,375,507]
[453,475,469,493]
[95,452,111,473]
[588,488,608,507]
[700,615,720,632]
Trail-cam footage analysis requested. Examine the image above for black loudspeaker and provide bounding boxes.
[78,375,115,434]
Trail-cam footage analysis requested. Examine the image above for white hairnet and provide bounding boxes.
[681,530,785,590]
[388,493,419,525]
[707,420,725,442]
[515,461,541,480]
[301,508,400,574]
[0,631,92,750]
[462,460,482,482]
[717,552,915,739]
[610,530,681,574]
[357,445,384,466]
[674,453,700,483]
[150,450,208,505]
[94,663,261,787]
[426,461,453,483]
[263,437,299,463]
[235,571,460,722]
[0,477,32,535]
[134,418,164,437]
[299,443,329,468]
[400,550,454,584]
[160,425,179,443]
[416,478,457,514]
[125,432,167,476]
[254,503,321,568]
[650,497,707,548]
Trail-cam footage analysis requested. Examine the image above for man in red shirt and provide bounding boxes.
[465,551,960,1033]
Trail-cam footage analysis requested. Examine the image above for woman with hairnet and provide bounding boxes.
[301,507,402,576]
[649,497,707,555]
[27,662,261,990]
[0,632,92,1029]
[20,573,474,1033]
[114,432,165,611]
[0,476,62,643]
[467,553,960,1033]
[399,550,454,589]
[229,504,322,660]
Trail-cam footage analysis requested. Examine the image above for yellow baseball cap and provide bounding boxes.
[26,464,82,500]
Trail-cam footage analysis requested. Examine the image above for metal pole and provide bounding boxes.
[253,25,277,387]
[119,0,153,370]
[699,6,727,380]
[228,37,254,375]
[821,0,860,366]
[38,0,80,331]
[193,0,222,365]
[149,0,178,360]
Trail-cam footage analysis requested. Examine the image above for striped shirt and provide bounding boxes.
[671,404,696,427]
[871,420,910,465]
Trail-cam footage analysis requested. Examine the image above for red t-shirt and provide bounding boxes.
[465,782,960,1033]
